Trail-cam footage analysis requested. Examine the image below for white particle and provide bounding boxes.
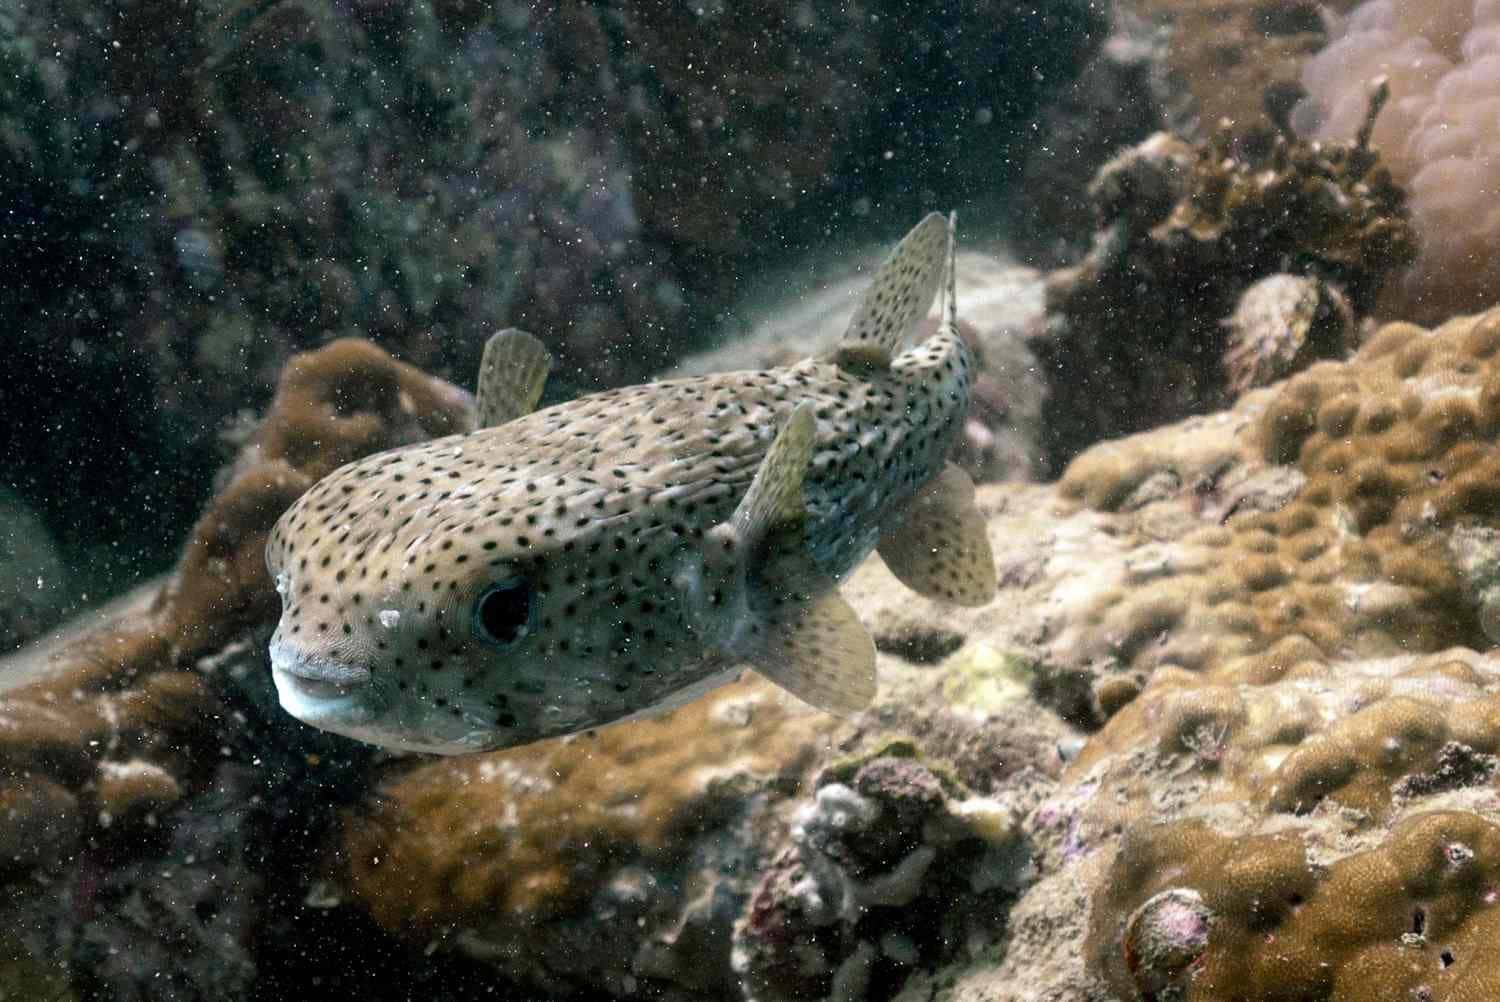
[379,609,401,629]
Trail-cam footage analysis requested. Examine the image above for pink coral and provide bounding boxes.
[1297,1,1500,320]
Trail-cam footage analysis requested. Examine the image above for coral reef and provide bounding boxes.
[0,338,471,998]
[24,278,1500,1001]
[1060,307,1500,697]
[337,631,1064,1000]
[1035,305,1500,1000]
[1091,812,1500,1000]
[1035,86,1416,470]
[1296,0,1500,321]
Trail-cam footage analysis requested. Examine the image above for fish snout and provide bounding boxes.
[269,638,379,723]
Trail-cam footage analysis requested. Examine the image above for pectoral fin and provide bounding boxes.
[877,462,997,606]
[476,329,552,427]
[833,212,950,371]
[692,403,876,715]
[741,532,876,715]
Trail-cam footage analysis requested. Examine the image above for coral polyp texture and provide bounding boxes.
[1091,812,1500,1000]
[1297,0,1500,321]
[1039,306,1500,999]
[1061,307,1500,700]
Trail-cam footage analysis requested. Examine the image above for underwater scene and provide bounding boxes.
[10,0,1500,999]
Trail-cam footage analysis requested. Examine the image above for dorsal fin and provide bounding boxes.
[940,211,958,332]
[476,329,552,427]
[833,212,950,371]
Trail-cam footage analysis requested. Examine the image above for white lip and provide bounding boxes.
[270,638,377,724]
[269,640,372,686]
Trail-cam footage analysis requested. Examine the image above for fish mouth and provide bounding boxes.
[269,640,379,724]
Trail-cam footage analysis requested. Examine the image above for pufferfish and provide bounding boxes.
[267,213,997,754]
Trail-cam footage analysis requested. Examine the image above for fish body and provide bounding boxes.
[267,214,997,753]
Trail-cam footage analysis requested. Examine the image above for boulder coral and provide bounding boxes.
[1061,307,1500,706]
[1092,811,1500,1000]
[0,338,472,992]
[1038,305,1500,999]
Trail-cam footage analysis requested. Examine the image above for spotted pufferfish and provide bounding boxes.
[267,213,997,753]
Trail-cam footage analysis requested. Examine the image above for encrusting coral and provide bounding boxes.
[1061,307,1500,701]
[0,337,472,879]
[1091,812,1500,1000]
[1036,82,1416,470]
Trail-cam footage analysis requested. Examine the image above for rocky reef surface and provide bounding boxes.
[14,289,1500,999]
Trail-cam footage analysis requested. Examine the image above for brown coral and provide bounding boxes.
[1091,812,1500,1001]
[1043,305,1500,997]
[341,676,826,929]
[1061,308,1500,703]
[0,338,473,880]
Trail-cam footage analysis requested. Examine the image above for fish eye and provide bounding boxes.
[473,577,533,648]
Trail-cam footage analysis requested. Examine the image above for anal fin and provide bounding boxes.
[477,328,552,427]
[877,462,997,606]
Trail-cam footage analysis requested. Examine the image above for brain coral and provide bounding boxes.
[1046,305,1500,998]
[1061,308,1500,703]
[1297,0,1500,320]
